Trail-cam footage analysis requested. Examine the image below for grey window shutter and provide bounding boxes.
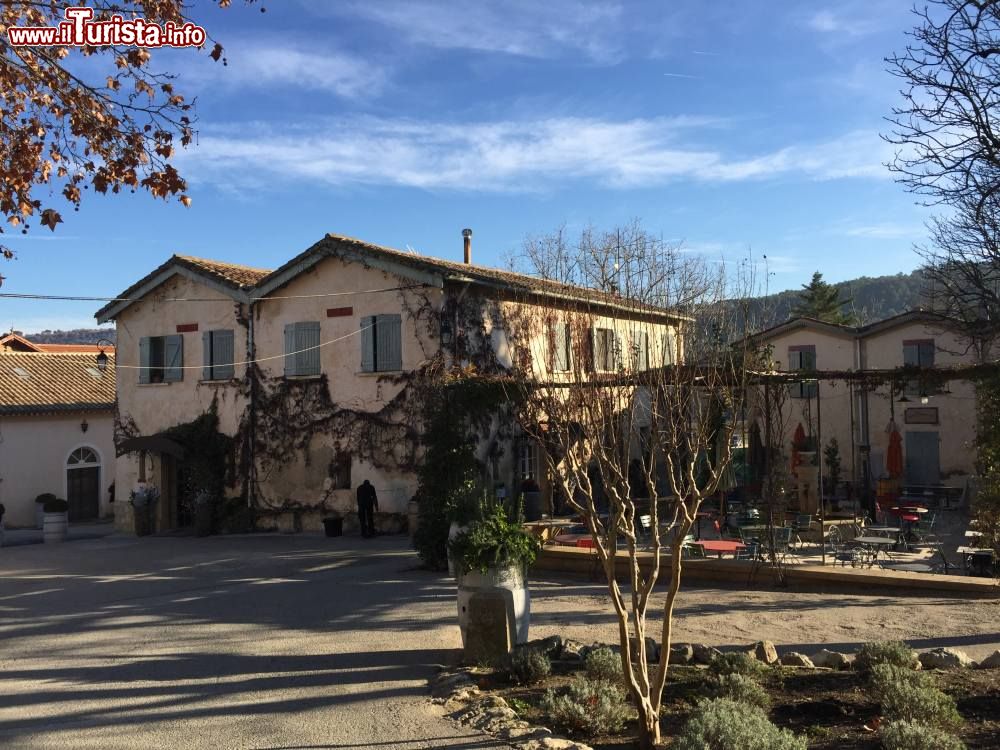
[663,331,674,365]
[284,323,297,376]
[139,336,151,384]
[591,327,599,371]
[215,330,235,379]
[164,334,184,382]
[554,324,568,371]
[360,316,375,372]
[296,321,321,376]
[202,331,212,380]
[377,314,402,371]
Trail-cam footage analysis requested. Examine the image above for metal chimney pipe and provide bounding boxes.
[462,228,472,265]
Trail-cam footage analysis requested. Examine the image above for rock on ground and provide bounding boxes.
[811,649,853,669]
[781,652,815,668]
[750,640,779,664]
[977,650,1000,670]
[919,647,974,670]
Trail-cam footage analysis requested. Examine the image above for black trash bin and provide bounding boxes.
[323,517,343,537]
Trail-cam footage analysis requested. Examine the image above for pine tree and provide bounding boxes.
[791,272,854,324]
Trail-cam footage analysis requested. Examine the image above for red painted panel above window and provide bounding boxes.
[176,323,199,333]
[326,307,353,318]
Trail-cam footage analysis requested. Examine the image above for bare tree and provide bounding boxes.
[886,0,1000,212]
[919,192,1000,360]
[502,223,760,750]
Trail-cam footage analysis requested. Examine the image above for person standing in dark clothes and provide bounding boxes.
[357,479,379,538]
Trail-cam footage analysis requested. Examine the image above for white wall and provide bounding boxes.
[0,412,116,527]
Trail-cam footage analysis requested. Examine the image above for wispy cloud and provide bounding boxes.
[178,116,893,192]
[325,0,626,63]
[663,72,700,80]
[843,223,924,240]
[184,43,388,99]
[803,3,895,38]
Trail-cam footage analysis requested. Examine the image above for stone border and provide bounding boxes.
[430,639,1000,749]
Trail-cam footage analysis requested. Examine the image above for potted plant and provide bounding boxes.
[35,492,56,530]
[192,490,214,537]
[129,484,160,537]
[520,477,543,522]
[42,497,69,543]
[450,502,540,646]
[824,438,842,511]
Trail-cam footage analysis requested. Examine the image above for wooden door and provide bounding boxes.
[67,466,100,521]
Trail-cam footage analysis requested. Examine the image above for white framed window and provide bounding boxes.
[518,441,538,482]
[202,329,235,380]
[284,321,321,377]
[360,314,402,372]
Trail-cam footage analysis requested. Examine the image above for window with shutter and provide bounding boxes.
[138,335,174,383]
[163,335,184,382]
[593,327,615,372]
[203,329,236,380]
[662,330,675,366]
[361,314,402,372]
[788,345,817,398]
[283,322,321,377]
[553,323,570,372]
[635,331,649,371]
[903,340,935,395]
[284,323,297,376]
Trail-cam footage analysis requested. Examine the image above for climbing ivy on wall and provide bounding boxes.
[973,372,1000,553]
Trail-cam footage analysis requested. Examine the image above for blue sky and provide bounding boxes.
[4,0,932,332]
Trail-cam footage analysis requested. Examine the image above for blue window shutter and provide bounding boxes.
[164,335,183,382]
[297,322,321,376]
[360,316,375,372]
[202,331,212,380]
[284,323,297,376]
[215,330,235,379]
[139,337,151,384]
[377,314,402,371]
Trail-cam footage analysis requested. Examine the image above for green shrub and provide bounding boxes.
[870,664,934,693]
[870,665,962,730]
[709,673,771,710]
[881,720,966,750]
[508,647,551,686]
[35,492,57,505]
[540,676,634,735]
[856,641,918,673]
[585,646,623,683]
[709,652,769,680]
[673,698,807,750]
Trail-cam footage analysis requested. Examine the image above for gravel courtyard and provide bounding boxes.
[2,533,999,749]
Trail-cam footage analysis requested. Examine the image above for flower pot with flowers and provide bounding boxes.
[129,484,160,537]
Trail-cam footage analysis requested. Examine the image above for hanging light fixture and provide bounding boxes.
[440,316,453,346]
[94,338,114,372]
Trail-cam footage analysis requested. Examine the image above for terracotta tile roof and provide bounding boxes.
[0,352,115,415]
[0,333,43,352]
[174,255,272,289]
[262,233,687,321]
[35,343,116,354]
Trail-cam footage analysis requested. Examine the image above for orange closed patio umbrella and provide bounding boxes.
[886,429,903,478]
[791,422,805,473]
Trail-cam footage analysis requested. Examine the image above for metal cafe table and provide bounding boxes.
[854,536,897,566]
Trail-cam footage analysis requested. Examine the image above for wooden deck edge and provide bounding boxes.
[533,545,1000,597]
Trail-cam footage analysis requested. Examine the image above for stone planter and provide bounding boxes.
[43,511,68,543]
[35,502,46,530]
[457,564,530,646]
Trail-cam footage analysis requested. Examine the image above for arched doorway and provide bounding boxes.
[66,447,101,521]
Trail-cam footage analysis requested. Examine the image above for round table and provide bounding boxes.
[854,536,897,565]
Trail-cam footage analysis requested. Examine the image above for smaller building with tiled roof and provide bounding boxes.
[0,352,116,527]
[0,352,115,416]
